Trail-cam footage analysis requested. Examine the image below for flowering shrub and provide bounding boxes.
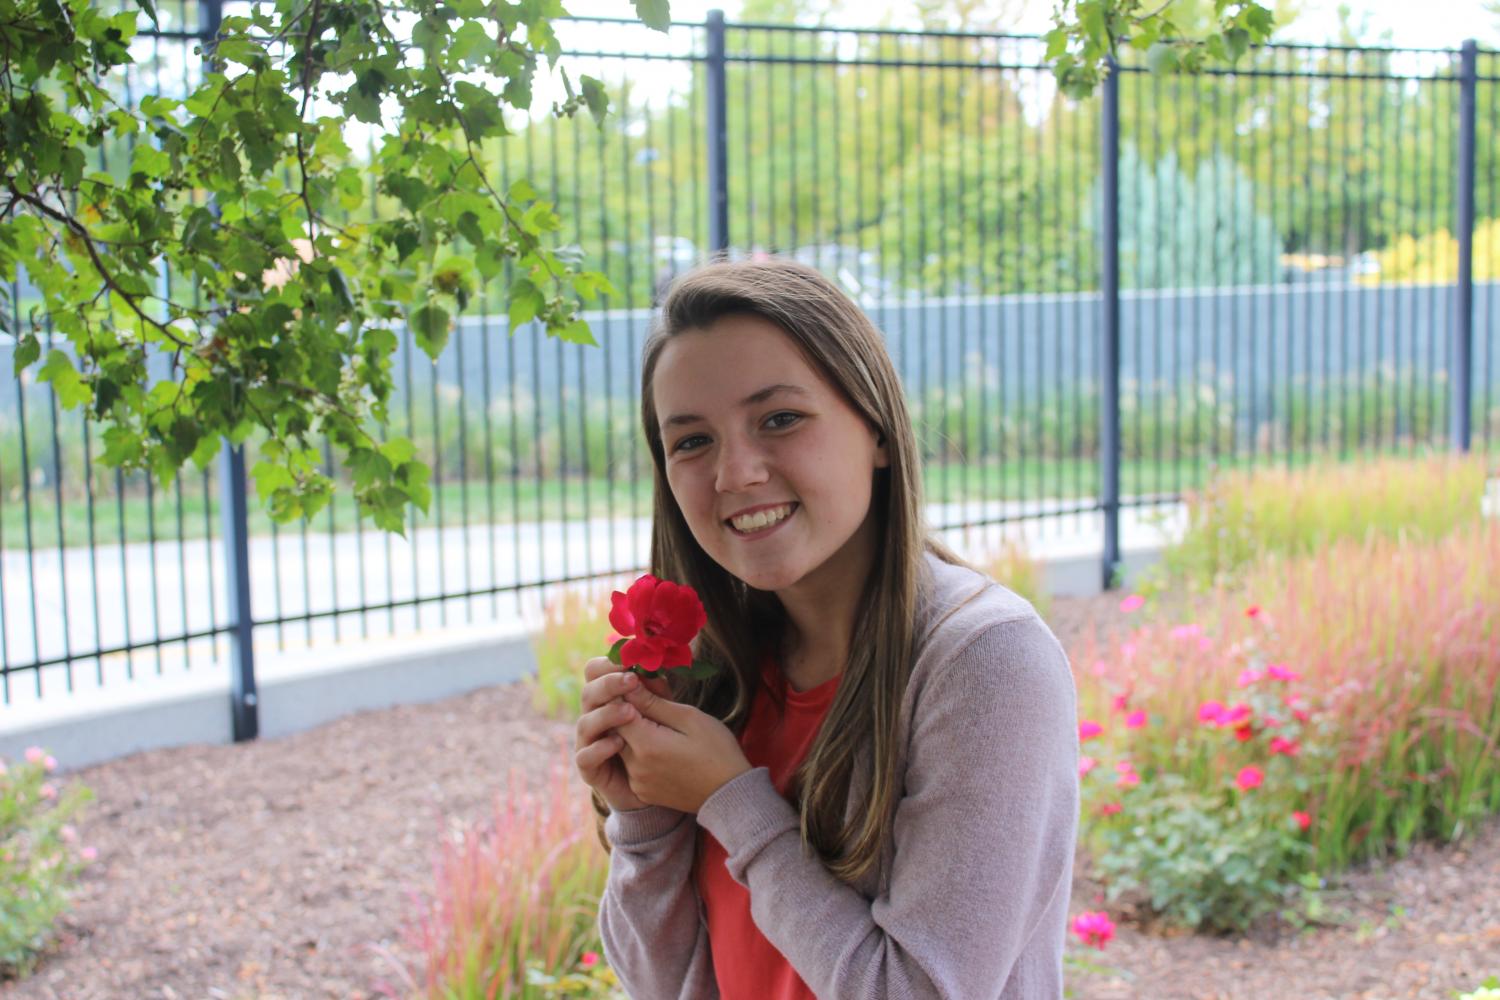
[369,734,615,999]
[1078,614,1322,932]
[1076,518,1500,930]
[1136,451,1492,601]
[0,747,97,979]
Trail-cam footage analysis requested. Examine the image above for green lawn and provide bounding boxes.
[1,445,1461,550]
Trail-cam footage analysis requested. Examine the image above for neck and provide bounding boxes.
[774,506,880,690]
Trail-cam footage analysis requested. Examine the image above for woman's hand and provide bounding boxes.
[573,656,674,813]
[616,683,754,815]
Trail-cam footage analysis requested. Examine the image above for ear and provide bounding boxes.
[874,430,889,469]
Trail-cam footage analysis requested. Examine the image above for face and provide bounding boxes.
[652,313,889,598]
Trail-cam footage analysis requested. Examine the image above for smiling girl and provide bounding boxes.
[573,258,1079,999]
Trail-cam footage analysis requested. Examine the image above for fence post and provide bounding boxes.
[1099,54,1122,591]
[705,10,729,256]
[221,445,259,741]
[200,0,259,741]
[1453,39,1477,454]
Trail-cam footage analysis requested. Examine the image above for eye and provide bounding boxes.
[765,411,801,430]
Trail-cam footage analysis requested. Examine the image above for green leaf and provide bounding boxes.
[408,302,451,359]
[579,75,609,127]
[13,333,40,376]
[507,278,544,333]
[38,350,90,408]
[607,637,628,665]
[631,0,671,32]
[449,21,492,64]
[556,317,597,347]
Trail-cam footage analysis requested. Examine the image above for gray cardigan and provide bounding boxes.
[598,550,1080,999]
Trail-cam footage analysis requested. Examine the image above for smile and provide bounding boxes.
[726,502,798,538]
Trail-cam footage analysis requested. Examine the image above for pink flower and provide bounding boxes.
[1224,702,1253,725]
[1079,756,1098,777]
[1079,720,1104,741]
[1119,594,1145,613]
[580,951,600,970]
[1264,715,1282,728]
[1091,659,1110,677]
[1098,802,1123,816]
[1235,766,1264,791]
[1110,692,1129,714]
[1268,736,1301,756]
[1121,641,1138,663]
[1237,667,1264,688]
[1292,811,1312,831]
[1197,700,1227,725]
[60,825,77,844]
[1266,663,1301,682]
[1071,910,1117,950]
[1169,623,1203,641]
[43,755,56,772]
[1115,769,1140,789]
[81,846,98,862]
[1245,604,1263,619]
[39,783,57,800]
[24,746,44,765]
[1124,710,1148,730]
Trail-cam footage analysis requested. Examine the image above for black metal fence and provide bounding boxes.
[2,3,1496,733]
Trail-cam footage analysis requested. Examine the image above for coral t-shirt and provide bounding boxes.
[693,652,841,1000]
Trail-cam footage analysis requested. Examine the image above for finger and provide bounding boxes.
[582,655,619,684]
[581,665,642,713]
[576,732,624,770]
[577,699,640,747]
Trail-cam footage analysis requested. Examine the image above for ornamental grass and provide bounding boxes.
[370,736,620,1000]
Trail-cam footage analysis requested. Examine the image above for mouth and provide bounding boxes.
[723,500,798,539]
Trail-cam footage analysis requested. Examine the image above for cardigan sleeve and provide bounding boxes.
[597,804,721,1000]
[694,615,1080,1000]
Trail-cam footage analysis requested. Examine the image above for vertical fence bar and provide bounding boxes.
[1453,39,1477,454]
[705,10,729,256]
[198,0,256,740]
[1100,54,1122,591]
[221,444,258,741]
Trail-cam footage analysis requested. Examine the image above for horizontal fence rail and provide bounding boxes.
[1,3,1496,733]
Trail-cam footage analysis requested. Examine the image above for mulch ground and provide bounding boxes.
[4,592,1499,1000]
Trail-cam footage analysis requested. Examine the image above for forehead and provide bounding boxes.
[652,314,827,418]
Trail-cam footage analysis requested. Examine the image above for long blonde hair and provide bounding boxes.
[592,257,980,887]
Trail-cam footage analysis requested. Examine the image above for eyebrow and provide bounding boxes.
[661,383,810,429]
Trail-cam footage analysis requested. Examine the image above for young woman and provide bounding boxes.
[573,258,1079,999]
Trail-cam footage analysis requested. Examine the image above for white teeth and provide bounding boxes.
[730,504,793,533]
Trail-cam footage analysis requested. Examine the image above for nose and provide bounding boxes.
[714,430,770,495]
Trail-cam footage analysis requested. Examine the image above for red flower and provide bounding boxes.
[1268,736,1301,756]
[1234,723,1255,742]
[1292,811,1312,831]
[608,574,707,672]
[1071,910,1116,950]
